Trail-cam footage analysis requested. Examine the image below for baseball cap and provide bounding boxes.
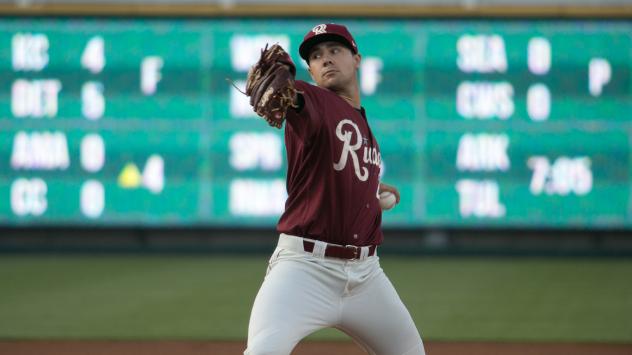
[299,23,358,61]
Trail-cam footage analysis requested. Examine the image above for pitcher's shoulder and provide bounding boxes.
[295,80,338,102]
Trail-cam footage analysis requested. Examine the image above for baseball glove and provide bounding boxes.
[245,44,299,128]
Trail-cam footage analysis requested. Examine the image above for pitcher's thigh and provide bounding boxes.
[339,271,425,355]
[245,258,339,355]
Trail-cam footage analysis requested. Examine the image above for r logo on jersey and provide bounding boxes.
[333,119,381,182]
[333,119,368,181]
[312,24,327,35]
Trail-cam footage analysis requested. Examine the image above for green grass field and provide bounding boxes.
[0,255,631,343]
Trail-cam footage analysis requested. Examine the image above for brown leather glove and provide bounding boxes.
[245,44,299,129]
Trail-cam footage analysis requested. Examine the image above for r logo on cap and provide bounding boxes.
[312,24,327,35]
[299,23,358,61]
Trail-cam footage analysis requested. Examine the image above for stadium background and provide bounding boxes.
[1,0,631,354]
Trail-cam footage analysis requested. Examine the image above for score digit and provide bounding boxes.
[81,180,105,218]
[81,82,105,120]
[528,37,551,75]
[81,36,105,74]
[527,84,551,121]
[142,155,164,194]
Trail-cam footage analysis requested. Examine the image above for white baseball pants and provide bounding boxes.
[245,234,425,355]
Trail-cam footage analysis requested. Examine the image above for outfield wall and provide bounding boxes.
[1,4,631,254]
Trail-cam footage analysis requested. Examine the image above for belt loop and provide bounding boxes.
[311,240,327,258]
[359,246,369,260]
[278,233,299,250]
[279,233,309,253]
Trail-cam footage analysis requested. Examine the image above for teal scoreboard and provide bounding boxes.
[0,18,630,228]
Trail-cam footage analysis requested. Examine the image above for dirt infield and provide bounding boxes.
[1,340,632,355]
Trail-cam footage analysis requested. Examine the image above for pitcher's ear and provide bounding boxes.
[354,53,362,70]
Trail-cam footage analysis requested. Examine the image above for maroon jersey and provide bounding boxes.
[277,80,384,246]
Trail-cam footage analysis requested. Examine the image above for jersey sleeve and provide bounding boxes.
[285,80,321,141]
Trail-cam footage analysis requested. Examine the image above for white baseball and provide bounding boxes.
[379,191,397,210]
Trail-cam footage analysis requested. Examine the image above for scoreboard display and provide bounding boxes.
[0,18,630,228]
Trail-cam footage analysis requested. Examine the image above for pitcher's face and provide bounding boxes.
[308,41,361,91]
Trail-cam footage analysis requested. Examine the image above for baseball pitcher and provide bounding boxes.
[243,24,425,355]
